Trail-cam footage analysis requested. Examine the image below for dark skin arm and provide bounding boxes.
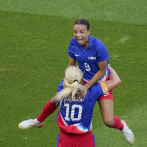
[69,57,107,88]
[69,57,76,66]
[69,57,107,98]
[85,60,107,89]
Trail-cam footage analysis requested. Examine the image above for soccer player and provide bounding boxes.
[68,18,134,144]
[18,66,134,146]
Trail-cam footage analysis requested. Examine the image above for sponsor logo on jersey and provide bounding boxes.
[88,57,96,60]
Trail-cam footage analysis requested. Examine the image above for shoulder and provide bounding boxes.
[86,83,103,100]
[89,83,101,93]
[68,38,78,51]
[57,79,64,92]
[89,36,106,48]
[69,38,77,46]
[89,35,100,43]
[93,37,105,46]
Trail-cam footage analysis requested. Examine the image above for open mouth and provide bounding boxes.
[77,38,83,41]
[76,38,84,43]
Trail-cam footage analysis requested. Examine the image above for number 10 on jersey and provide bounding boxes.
[64,103,83,121]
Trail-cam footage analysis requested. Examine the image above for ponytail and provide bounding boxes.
[57,66,85,102]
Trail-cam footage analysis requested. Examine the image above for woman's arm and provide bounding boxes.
[104,67,121,91]
[69,57,76,66]
[85,60,107,89]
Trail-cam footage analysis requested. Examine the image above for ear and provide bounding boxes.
[88,30,90,35]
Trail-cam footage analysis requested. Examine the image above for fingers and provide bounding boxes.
[77,91,87,102]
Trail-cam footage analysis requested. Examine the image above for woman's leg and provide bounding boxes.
[98,99,124,130]
[98,94,134,145]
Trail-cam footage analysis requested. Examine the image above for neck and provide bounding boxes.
[83,40,89,49]
[83,36,89,49]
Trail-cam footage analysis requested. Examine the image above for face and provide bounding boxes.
[73,24,90,48]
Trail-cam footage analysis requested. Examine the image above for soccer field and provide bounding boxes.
[0,1,147,147]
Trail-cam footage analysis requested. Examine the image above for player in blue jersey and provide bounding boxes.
[18,66,134,146]
[68,18,134,145]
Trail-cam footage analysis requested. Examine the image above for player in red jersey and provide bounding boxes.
[18,66,134,146]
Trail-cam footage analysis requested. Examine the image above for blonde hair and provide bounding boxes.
[57,66,85,102]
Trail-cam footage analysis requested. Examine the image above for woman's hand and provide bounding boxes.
[76,86,88,101]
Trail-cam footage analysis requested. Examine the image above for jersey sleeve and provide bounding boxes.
[68,39,76,59]
[95,40,110,62]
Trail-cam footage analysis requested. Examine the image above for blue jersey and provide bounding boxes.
[56,80,104,134]
[68,35,110,82]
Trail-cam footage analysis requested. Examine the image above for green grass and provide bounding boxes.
[0,0,147,25]
[0,1,147,147]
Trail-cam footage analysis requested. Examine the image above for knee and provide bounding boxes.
[103,117,114,127]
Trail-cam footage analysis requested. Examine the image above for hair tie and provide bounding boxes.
[74,79,78,82]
